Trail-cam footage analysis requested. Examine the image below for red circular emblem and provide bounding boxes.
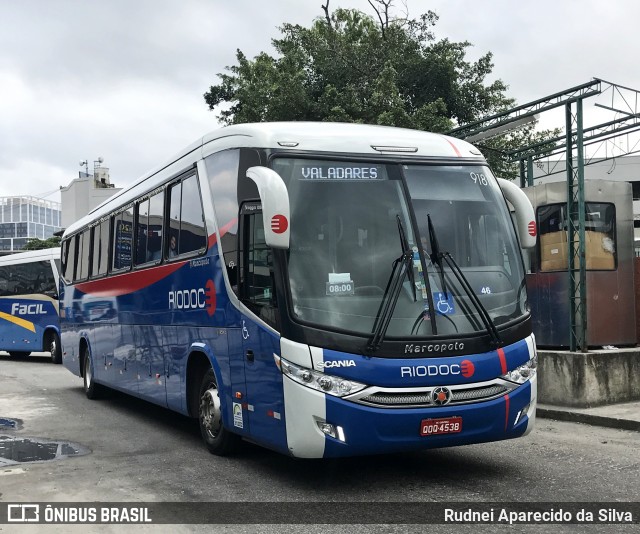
[205,279,216,317]
[271,214,288,234]
[460,359,475,378]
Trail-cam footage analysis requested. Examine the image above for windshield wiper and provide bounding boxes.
[426,215,502,348]
[397,215,417,303]
[427,215,448,298]
[367,216,416,352]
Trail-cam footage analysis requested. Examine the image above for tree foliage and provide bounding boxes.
[23,236,61,251]
[204,0,555,178]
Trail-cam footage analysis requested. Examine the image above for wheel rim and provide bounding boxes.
[85,355,92,389]
[50,338,57,356]
[200,387,222,439]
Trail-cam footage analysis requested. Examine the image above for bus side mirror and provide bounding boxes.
[497,178,536,249]
[246,166,290,249]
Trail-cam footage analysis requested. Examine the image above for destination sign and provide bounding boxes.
[299,166,383,180]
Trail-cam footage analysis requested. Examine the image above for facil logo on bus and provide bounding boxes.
[168,280,216,316]
[11,303,47,315]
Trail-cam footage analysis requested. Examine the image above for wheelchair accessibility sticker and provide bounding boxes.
[434,292,455,315]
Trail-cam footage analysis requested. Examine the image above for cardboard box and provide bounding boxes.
[540,231,568,271]
[585,230,615,270]
[540,230,567,247]
[539,230,615,271]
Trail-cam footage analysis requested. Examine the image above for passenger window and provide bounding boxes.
[90,223,107,277]
[97,221,110,275]
[135,199,149,265]
[112,207,133,271]
[147,191,164,262]
[90,226,98,277]
[76,231,90,281]
[61,238,75,282]
[167,175,206,259]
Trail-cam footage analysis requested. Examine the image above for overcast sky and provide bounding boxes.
[2,0,640,204]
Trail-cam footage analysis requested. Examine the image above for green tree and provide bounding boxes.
[22,236,61,251]
[204,0,555,178]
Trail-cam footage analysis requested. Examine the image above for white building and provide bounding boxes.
[0,196,62,252]
[60,162,122,229]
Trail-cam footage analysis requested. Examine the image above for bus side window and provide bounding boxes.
[112,208,133,271]
[239,208,278,328]
[167,174,207,259]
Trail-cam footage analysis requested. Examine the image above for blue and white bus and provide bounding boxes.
[0,247,62,363]
[60,122,538,458]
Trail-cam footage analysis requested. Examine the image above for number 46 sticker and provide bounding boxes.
[480,286,492,294]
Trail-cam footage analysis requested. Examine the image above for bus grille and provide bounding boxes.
[353,383,511,408]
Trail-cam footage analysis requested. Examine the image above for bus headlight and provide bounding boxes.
[502,355,537,384]
[276,356,368,398]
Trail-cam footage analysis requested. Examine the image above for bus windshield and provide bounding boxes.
[272,158,527,339]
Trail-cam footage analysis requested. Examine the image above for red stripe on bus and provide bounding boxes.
[443,137,462,157]
[504,394,510,432]
[208,218,237,248]
[75,261,187,297]
[497,347,507,375]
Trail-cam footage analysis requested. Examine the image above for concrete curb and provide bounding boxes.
[537,407,640,433]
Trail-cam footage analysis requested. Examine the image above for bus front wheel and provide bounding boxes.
[198,369,239,456]
[48,332,62,364]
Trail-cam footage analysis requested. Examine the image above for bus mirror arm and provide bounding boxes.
[246,166,291,250]
[497,178,536,249]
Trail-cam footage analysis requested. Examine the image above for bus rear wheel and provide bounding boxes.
[198,368,240,456]
[83,347,102,399]
[8,351,30,358]
[48,332,62,364]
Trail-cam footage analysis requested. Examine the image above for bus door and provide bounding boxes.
[237,204,287,450]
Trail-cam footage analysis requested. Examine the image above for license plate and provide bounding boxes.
[420,416,462,436]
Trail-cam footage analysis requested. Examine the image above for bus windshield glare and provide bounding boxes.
[272,158,527,339]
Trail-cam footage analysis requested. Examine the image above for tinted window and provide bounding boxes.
[61,238,75,282]
[76,231,90,281]
[148,191,164,262]
[240,207,277,327]
[180,176,206,254]
[90,221,109,277]
[167,175,206,259]
[135,191,164,265]
[97,221,110,275]
[112,207,133,271]
[0,261,56,297]
[135,199,149,265]
[91,225,101,277]
[205,149,241,288]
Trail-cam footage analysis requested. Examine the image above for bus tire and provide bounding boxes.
[83,347,101,400]
[8,351,30,358]
[48,332,62,364]
[198,368,239,456]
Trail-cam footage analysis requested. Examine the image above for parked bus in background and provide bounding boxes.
[0,248,61,363]
[60,122,538,458]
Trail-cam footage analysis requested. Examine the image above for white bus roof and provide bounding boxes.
[0,248,60,266]
[64,122,483,237]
